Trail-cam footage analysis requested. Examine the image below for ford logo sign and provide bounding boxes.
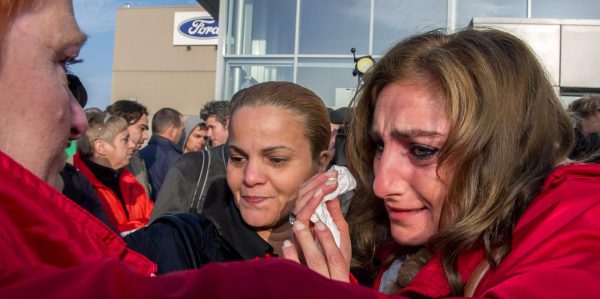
[178,17,219,39]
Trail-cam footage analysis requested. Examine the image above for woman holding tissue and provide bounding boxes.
[126,81,335,273]
[282,28,600,298]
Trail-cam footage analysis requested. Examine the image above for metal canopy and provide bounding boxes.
[196,0,219,20]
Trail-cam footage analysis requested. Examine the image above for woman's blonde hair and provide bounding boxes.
[346,28,574,294]
[77,111,128,158]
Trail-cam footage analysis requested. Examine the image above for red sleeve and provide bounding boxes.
[0,259,397,299]
[473,201,600,298]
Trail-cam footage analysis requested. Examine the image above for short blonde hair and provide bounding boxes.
[77,112,128,158]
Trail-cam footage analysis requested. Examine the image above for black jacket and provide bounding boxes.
[139,135,182,201]
[60,163,117,232]
[125,181,273,274]
[150,145,228,221]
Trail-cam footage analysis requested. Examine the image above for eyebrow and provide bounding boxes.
[262,146,294,156]
[228,145,294,156]
[369,128,444,140]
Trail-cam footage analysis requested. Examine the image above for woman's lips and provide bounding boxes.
[386,206,427,222]
[242,196,268,205]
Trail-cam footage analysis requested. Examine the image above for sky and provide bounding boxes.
[71,0,200,110]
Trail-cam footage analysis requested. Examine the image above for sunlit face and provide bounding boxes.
[371,79,453,246]
[184,126,207,153]
[227,106,321,237]
[205,116,228,147]
[127,114,149,151]
[0,0,87,185]
[103,130,135,170]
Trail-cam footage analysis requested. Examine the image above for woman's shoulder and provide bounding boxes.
[518,163,600,232]
[541,163,600,198]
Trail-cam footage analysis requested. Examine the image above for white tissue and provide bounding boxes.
[309,165,356,248]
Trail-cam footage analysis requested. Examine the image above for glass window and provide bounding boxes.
[532,0,600,19]
[226,0,296,55]
[296,58,359,107]
[299,0,370,55]
[453,0,526,29]
[373,0,447,55]
[223,59,293,100]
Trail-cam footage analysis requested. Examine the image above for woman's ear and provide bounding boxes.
[317,150,331,173]
[93,139,107,157]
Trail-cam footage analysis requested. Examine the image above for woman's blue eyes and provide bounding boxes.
[410,145,439,160]
[373,141,439,161]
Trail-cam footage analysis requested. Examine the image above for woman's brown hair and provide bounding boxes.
[229,81,330,163]
[346,28,574,295]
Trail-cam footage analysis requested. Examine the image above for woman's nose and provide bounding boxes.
[372,149,410,199]
[243,159,266,187]
[68,95,87,140]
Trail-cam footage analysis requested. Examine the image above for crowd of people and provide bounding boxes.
[1,0,600,298]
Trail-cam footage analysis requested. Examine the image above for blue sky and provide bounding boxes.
[71,0,200,110]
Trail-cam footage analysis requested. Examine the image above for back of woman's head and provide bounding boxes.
[229,81,330,162]
[347,28,574,293]
[78,111,129,158]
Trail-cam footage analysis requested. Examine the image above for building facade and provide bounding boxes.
[112,1,600,110]
[213,0,600,107]
[113,6,217,117]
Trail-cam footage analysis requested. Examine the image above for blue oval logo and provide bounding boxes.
[178,17,219,39]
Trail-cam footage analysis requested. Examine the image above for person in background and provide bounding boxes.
[568,95,600,162]
[151,103,232,219]
[59,73,115,231]
[107,99,152,196]
[74,111,153,233]
[327,107,353,213]
[84,107,102,115]
[200,100,230,147]
[140,107,184,201]
[64,74,88,160]
[181,116,208,153]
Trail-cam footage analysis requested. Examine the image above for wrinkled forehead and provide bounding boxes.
[17,0,87,50]
[371,79,450,137]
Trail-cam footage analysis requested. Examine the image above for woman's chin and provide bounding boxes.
[391,227,433,247]
[240,211,273,229]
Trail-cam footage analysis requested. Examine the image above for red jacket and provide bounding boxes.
[382,163,600,298]
[74,153,154,232]
[1,150,599,299]
[0,151,156,277]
